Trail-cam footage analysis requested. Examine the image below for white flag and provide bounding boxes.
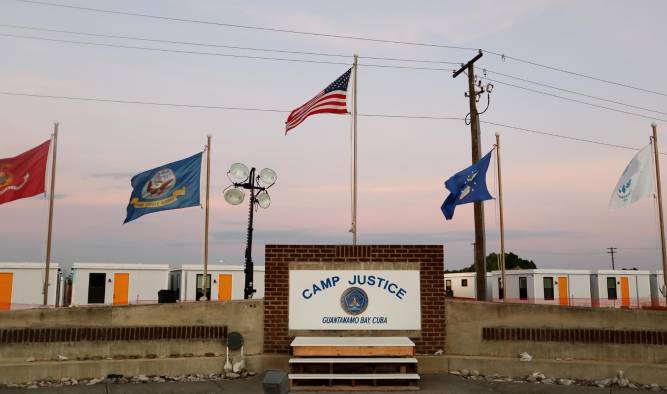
[609,144,654,209]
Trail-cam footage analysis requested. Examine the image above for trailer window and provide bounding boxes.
[461,279,468,287]
[607,277,617,300]
[196,274,211,301]
[543,277,554,300]
[519,277,528,300]
[87,273,106,304]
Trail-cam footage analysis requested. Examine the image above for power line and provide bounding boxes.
[483,50,667,98]
[479,120,654,153]
[0,91,292,112]
[0,32,456,72]
[485,77,667,123]
[0,33,667,126]
[3,23,661,115]
[11,0,478,51]
[0,32,350,66]
[0,90,660,154]
[12,0,667,97]
[4,31,664,123]
[484,69,667,116]
[515,247,660,255]
[0,23,461,65]
[3,23,660,116]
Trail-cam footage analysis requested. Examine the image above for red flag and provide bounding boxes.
[0,140,50,205]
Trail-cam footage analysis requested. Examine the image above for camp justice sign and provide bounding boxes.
[288,270,421,330]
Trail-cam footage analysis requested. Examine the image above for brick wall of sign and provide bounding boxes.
[263,245,445,354]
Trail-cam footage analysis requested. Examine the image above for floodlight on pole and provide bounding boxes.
[223,163,276,299]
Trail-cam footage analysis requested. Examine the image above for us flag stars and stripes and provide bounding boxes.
[285,68,352,134]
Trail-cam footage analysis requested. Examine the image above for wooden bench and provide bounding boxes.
[289,337,419,391]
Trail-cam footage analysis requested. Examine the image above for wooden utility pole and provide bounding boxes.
[651,123,667,305]
[203,135,211,301]
[43,122,58,306]
[454,50,487,300]
[495,133,506,301]
[607,247,617,270]
[351,54,359,245]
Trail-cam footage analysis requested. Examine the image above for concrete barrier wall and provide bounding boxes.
[446,299,667,363]
[0,300,263,362]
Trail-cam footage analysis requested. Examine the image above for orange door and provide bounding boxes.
[558,277,569,306]
[113,273,129,305]
[620,277,630,307]
[0,273,13,310]
[218,274,232,301]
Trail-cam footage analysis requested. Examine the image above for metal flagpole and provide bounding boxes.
[495,133,506,302]
[203,135,211,301]
[43,122,58,306]
[651,123,667,305]
[352,54,358,245]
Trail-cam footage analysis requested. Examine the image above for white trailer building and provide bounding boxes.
[0,262,61,309]
[490,269,593,306]
[650,270,666,307]
[169,265,265,301]
[443,272,492,300]
[590,270,651,308]
[71,263,169,306]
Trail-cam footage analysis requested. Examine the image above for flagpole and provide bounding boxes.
[495,133,506,302]
[352,54,358,245]
[43,122,58,306]
[203,134,211,301]
[651,123,667,305]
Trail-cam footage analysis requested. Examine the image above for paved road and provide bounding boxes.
[0,375,663,393]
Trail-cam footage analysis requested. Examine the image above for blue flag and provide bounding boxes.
[124,152,203,224]
[441,150,494,220]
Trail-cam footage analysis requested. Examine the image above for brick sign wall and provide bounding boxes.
[263,245,445,354]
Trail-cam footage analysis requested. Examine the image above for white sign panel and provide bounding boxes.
[289,270,421,330]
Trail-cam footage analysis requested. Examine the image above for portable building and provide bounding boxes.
[0,262,61,310]
[169,265,265,301]
[490,269,592,306]
[443,272,492,300]
[590,270,651,308]
[71,263,169,306]
[649,270,666,307]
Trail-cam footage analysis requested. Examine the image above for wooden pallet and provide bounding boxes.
[289,337,419,391]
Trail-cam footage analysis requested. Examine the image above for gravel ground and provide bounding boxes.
[0,374,666,394]
[0,371,666,393]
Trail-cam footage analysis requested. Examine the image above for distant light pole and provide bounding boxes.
[223,163,277,299]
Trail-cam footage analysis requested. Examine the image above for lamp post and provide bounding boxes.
[223,163,276,299]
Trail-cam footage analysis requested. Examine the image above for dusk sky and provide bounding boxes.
[2,0,667,272]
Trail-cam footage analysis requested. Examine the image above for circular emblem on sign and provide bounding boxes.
[340,287,368,315]
[141,168,176,200]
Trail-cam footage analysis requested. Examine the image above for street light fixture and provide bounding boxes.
[223,163,277,299]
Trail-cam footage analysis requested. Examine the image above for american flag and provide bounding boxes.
[285,68,352,134]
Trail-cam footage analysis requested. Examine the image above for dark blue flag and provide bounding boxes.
[124,152,203,224]
[441,150,494,220]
